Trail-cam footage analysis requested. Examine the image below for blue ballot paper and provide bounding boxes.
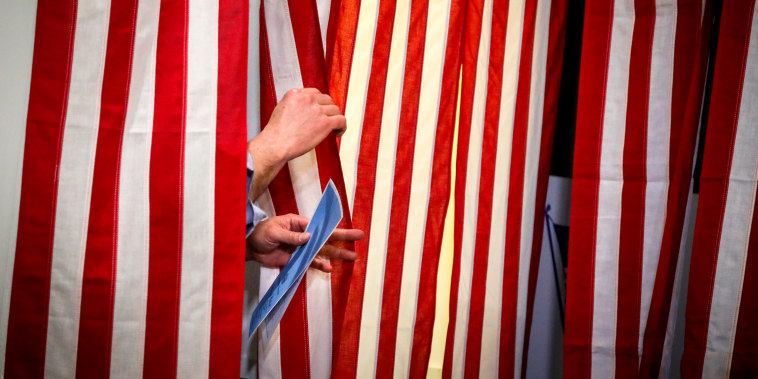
[248,179,343,344]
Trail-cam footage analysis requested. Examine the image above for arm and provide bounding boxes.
[247,87,346,201]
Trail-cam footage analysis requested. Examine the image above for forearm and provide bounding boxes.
[247,129,289,201]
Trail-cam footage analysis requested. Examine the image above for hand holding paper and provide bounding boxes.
[247,180,362,343]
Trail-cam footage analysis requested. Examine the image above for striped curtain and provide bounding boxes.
[565,0,758,378]
[682,0,758,375]
[329,0,464,377]
[2,0,247,377]
[325,0,569,377]
[442,0,566,377]
[564,0,711,377]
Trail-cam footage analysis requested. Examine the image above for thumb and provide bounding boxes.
[270,226,310,246]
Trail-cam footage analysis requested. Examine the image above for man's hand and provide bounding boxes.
[246,213,364,272]
[247,88,346,201]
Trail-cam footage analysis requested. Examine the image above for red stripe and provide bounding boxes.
[209,0,248,377]
[563,0,614,377]
[499,0,537,376]
[258,7,310,378]
[731,188,758,375]
[332,0,399,376]
[638,0,711,374]
[4,0,77,376]
[682,1,756,375]
[614,0,654,376]
[327,0,361,112]
[75,1,138,377]
[324,0,342,73]
[374,0,429,375]
[407,0,466,376]
[442,0,484,375]
[143,0,187,376]
[519,0,568,375]
[462,0,508,376]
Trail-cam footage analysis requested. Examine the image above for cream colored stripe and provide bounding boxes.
[355,0,412,376]
[591,0,634,377]
[109,0,160,377]
[176,0,218,376]
[44,2,111,377]
[340,0,380,213]
[392,0,452,376]
[478,0,525,376]
[426,69,462,379]
[703,7,758,375]
[449,0,493,376]
[639,0,676,361]
[0,0,36,371]
[514,0,551,376]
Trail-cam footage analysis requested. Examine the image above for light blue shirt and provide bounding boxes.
[246,153,268,237]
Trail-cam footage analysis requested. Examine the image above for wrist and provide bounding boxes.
[248,129,288,169]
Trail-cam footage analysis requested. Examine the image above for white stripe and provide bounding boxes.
[258,267,284,379]
[479,0,524,375]
[703,10,758,376]
[0,0,36,370]
[315,0,330,57]
[355,0,412,375]
[109,0,160,377]
[44,1,111,377]
[514,0,551,376]
[450,0,493,375]
[658,190,697,378]
[639,0,676,360]
[176,1,219,377]
[591,0,634,377]
[305,267,332,379]
[392,0,451,375]
[340,0,380,213]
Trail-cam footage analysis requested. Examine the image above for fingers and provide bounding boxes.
[270,225,310,246]
[284,213,310,232]
[319,244,358,261]
[296,87,321,95]
[329,228,365,242]
[310,258,332,273]
[314,93,333,105]
[329,115,347,137]
[322,104,341,116]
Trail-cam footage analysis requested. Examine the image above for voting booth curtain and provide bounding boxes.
[1,0,757,378]
[1,0,247,377]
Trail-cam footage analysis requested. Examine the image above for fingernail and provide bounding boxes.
[301,232,311,242]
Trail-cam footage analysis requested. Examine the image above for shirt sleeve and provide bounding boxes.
[246,153,268,238]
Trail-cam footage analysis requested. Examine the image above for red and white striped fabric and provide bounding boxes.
[1,0,247,377]
[682,0,758,376]
[326,0,465,377]
[256,0,354,378]
[441,0,567,377]
[564,0,712,377]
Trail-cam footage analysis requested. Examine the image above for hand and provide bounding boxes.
[246,213,364,272]
[247,88,346,201]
